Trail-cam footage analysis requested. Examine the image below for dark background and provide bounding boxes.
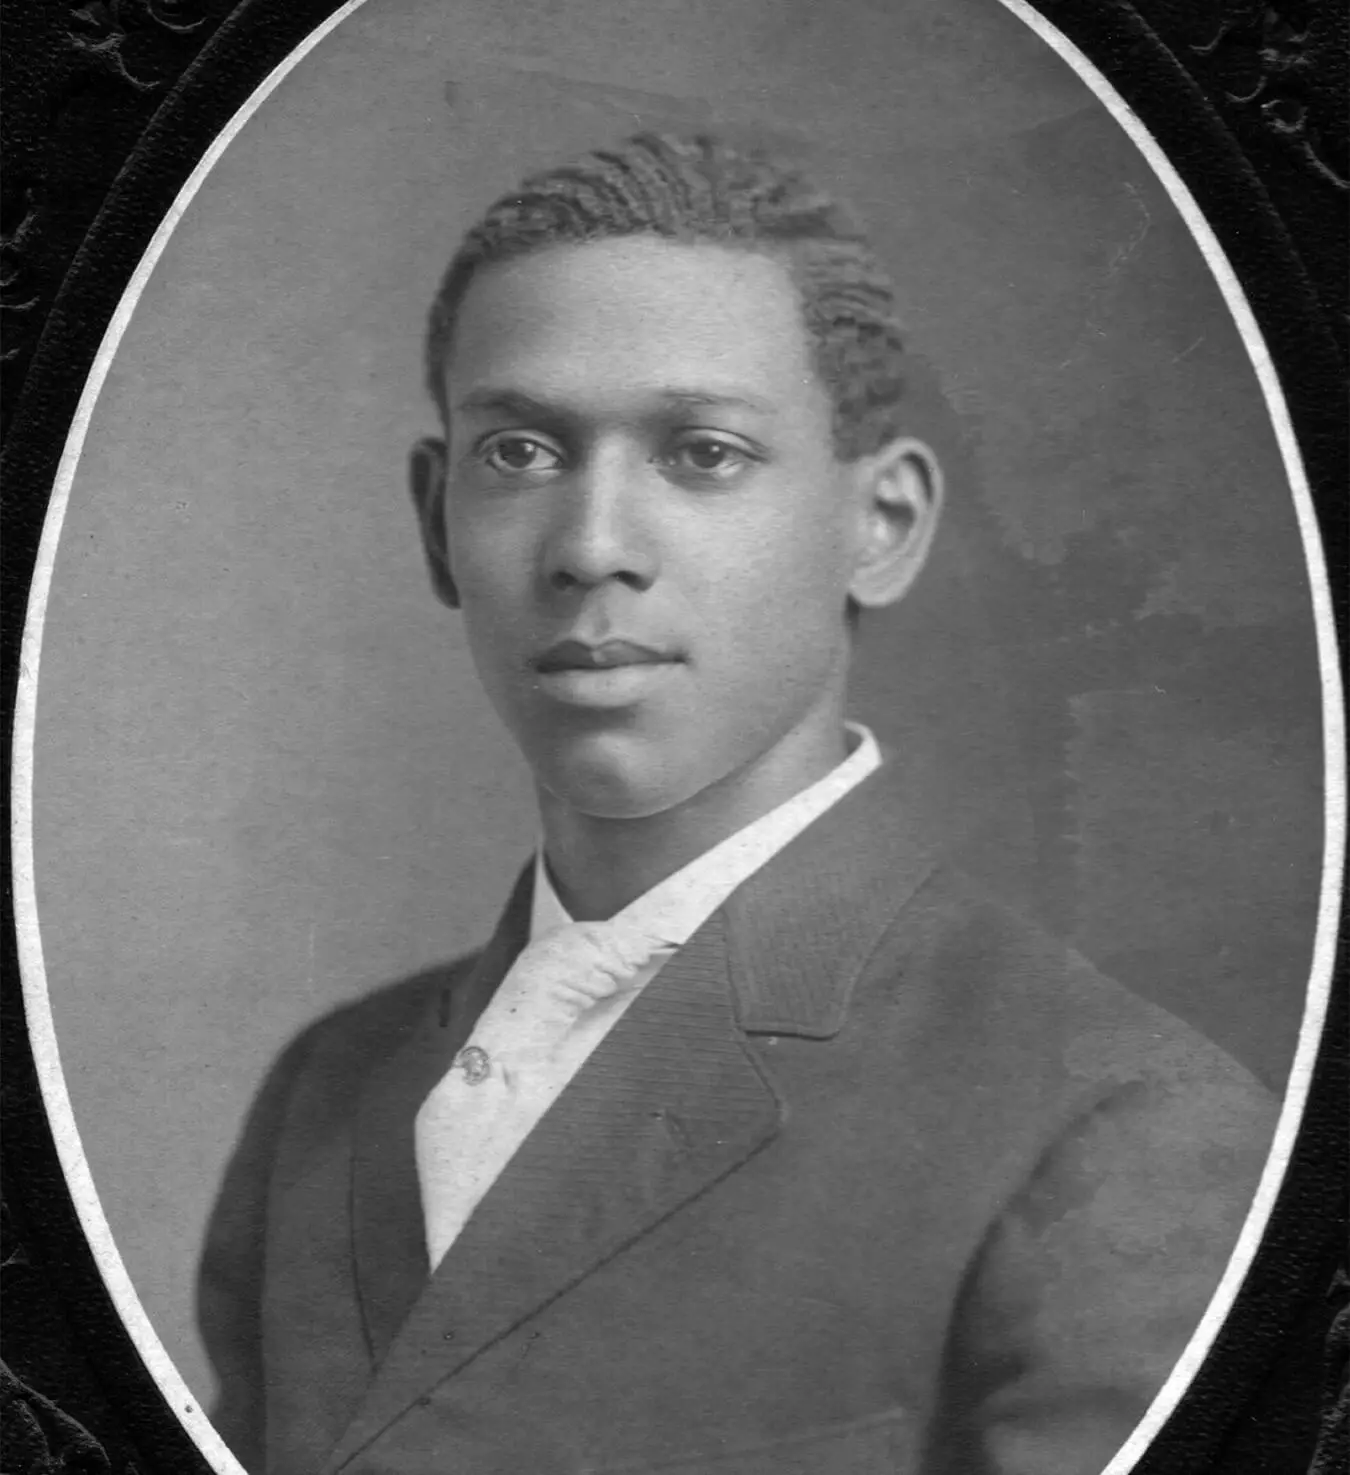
[2,2,1346,1473]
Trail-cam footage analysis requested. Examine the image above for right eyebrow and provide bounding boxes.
[454,389,560,419]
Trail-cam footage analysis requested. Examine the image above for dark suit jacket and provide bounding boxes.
[199,764,1275,1475]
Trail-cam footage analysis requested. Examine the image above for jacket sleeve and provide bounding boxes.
[196,1030,315,1475]
[925,1045,1277,1475]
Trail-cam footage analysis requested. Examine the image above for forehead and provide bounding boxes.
[443,237,825,416]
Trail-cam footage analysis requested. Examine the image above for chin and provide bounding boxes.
[529,729,706,821]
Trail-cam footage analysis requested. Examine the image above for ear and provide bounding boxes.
[846,436,944,610]
[409,436,460,610]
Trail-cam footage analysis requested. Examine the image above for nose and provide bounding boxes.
[541,440,657,594]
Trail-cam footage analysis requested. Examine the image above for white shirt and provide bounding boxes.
[417,722,881,1265]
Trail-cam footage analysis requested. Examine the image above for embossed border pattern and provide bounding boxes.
[2,2,1345,1472]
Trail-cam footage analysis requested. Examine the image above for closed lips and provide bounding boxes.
[534,640,678,672]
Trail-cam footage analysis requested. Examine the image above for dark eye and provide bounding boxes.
[666,435,756,479]
[683,441,734,470]
[482,436,564,475]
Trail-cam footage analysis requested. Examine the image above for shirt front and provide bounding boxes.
[417,721,882,1264]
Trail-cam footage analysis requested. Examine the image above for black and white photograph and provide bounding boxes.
[4,2,1345,1474]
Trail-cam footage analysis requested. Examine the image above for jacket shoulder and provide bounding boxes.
[874,861,1274,1106]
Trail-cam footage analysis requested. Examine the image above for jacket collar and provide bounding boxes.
[723,752,938,1037]
[519,749,934,1039]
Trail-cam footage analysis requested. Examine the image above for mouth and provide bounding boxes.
[529,638,685,709]
[532,638,680,675]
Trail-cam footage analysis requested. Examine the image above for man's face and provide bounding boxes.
[429,236,867,819]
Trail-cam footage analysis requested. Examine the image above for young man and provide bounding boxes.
[200,134,1274,1475]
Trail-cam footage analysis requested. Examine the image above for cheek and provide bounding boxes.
[448,519,530,610]
[739,495,852,599]
[696,516,851,657]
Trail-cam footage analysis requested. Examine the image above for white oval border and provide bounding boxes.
[9,3,1344,1471]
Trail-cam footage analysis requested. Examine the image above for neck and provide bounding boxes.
[537,709,852,922]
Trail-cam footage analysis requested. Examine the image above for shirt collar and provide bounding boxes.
[529,721,882,945]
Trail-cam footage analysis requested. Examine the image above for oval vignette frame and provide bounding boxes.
[2,2,1345,1473]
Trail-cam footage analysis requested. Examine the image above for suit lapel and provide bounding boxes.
[350,868,532,1364]
[325,911,782,1471]
[330,758,935,1470]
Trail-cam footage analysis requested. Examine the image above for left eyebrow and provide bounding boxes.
[655,389,775,415]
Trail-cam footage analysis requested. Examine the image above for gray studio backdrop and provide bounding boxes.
[31,0,1324,1415]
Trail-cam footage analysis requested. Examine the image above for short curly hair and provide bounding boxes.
[424,132,907,462]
